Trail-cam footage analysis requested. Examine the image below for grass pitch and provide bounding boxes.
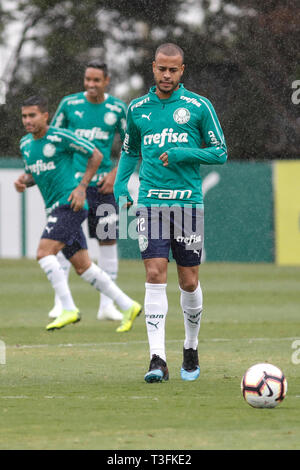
[0,259,299,450]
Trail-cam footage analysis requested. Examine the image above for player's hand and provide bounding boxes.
[68,186,86,212]
[159,151,169,166]
[97,170,116,194]
[117,194,133,210]
[14,174,31,192]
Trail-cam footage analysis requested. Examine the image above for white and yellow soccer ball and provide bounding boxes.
[241,363,287,408]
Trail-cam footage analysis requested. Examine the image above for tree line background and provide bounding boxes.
[0,0,299,160]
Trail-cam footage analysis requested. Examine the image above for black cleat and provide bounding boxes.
[181,348,200,381]
[144,354,169,383]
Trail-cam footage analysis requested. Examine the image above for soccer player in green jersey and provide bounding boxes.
[114,43,228,382]
[49,61,128,326]
[15,95,141,331]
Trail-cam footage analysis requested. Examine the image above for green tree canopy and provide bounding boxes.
[0,0,299,159]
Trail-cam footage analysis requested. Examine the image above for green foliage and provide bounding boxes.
[0,0,299,159]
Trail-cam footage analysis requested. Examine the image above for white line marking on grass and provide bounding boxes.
[130,396,158,400]
[7,337,300,351]
[1,396,29,399]
[0,395,161,401]
[1,395,298,401]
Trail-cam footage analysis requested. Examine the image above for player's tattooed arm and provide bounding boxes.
[69,147,103,212]
[97,166,118,194]
[80,147,103,188]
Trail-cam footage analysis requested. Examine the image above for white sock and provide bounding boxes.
[144,283,168,362]
[39,255,76,311]
[180,282,203,350]
[80,262,132,311]
[98,244,119,312]
[54,251,72,308]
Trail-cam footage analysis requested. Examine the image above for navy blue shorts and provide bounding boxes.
[41,204,88,259]
[136,206,204,267]
[86,187,118,241]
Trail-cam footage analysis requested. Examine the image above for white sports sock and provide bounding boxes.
[80,262,132,311]
[98,244,119,312]
[144,283,168,362]
[54,251,72,308]
[39,255,76,311]
[57,250,72,277]
[180,282,203,350]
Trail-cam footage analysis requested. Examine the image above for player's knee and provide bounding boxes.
[71,259,91,276]
[74,265,89,276]
[68,249,91,276]
[36,248,50,261]
[146,266,166,284]
[179,278,199,292]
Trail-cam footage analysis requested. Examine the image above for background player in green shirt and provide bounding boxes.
[114,43,227,382]
[15,95,141,331]
[49,61,127,325]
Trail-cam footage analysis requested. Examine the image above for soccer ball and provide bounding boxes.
[241,363,287,408]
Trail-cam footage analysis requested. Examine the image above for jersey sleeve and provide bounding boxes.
[167,98,228,166]
[19,137,31,174]
[113,105,140,204]
[50,98,69,128]
[53,129,96,158]
[116,102,127,143]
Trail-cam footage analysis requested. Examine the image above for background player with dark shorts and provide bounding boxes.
[15,95,141,332]
[50,60,128,327]
[114,43,228,382]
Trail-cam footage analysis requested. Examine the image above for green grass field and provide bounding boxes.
[0,259,299,450]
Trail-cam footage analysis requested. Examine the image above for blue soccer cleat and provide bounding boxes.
[180,348,200,381]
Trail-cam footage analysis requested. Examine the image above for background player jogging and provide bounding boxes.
[15,95,141,332]
[50,60,129,328]
[114,43,228,382]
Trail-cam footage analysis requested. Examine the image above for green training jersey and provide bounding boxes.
[51,91,127,186]
[114,84,227,207]
[20,126,95,214]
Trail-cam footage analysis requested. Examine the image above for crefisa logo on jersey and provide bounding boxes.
[104,112,117,126]
[43,143,56,158]
[173,107,190,124]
